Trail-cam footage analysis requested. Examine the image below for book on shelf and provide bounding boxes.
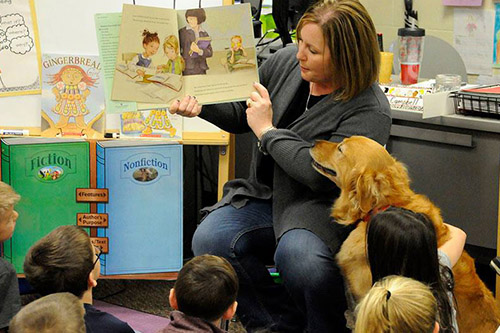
[120,109,183,140]
[96,140,183,275]
[111,3,258,105]
[1,138,90,273]
[40,54,106,138]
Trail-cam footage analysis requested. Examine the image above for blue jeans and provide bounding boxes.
[192,199,350,332]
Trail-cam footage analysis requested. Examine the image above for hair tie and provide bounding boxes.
[386,290,391,301]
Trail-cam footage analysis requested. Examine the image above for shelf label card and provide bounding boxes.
[77,213,109,227]
[76,188,109,202]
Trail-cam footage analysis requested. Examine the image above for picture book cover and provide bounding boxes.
[40,54,105,138]
[0,0,42,97]
[96,141,183,275]
[120,108,183,139]
[111,3,258,105]
[1,138,90,273]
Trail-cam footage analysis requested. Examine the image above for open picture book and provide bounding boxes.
[111,3,258,105]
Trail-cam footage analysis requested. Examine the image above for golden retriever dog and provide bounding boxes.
[310,135,500,332]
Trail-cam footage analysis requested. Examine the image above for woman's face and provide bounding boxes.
[296,23,334,85]
[187,16,199,28]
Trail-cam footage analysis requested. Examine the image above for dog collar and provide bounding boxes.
[362,205,391,223]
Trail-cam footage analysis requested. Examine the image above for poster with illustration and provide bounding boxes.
[0,0,41,97]
[112,3,258,105]
[494,4,500,69]
[40,54,105,138]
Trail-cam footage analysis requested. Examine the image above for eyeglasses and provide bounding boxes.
[92,245,102,267]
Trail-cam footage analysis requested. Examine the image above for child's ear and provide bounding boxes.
[222,301,238,320]
[169,288,179,310]
[87,271,98,289]
[433,322,440,333]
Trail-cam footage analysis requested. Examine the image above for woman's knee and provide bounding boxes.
[192,215,232,257]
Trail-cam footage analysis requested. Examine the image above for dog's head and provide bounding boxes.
[310,136,413,224]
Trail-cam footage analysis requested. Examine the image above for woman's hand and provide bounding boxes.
[246,82,274,139]
[169,95,202,118]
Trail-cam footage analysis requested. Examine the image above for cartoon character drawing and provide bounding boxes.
[157,35,185,75]
[178,8,213,76]
[142,109,176,137]
[221,35,252,72]
[129,30,160,77]
[49,65,96,129]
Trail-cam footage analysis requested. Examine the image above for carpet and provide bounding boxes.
[93,299,171,333]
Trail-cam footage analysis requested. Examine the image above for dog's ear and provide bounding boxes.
[353,169,383,214]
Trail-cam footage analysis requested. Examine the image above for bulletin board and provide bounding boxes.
[0,0,232,140]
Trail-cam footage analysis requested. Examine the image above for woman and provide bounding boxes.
[170,1,391,331]
[367,207,465,332]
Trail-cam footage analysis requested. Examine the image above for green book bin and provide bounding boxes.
[1,138,90,273]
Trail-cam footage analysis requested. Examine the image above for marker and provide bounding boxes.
[104,132,120,138]
[0,129,29,136]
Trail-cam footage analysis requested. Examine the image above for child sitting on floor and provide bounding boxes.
[355,275,439,333]
[23,225,134,333]
[9,292,86,333]
[159,254,238,333]
[0,181,21,333]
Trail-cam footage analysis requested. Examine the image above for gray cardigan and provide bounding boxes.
[200,45,392,252]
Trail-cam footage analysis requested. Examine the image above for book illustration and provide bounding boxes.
[41,54,105,138]
[120,109,182,139]
[220,35,256,72]
[111,4,258,105]
[0,0,42,97]
[179,8,212,75]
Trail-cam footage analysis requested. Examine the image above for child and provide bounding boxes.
[0,182,21,333]
[23,225,134,333]
[9,292,85,333]
[158,254,238,333]
[129,29,160,77]
[158,35,185,75]
[367,207,466,333]
[355,275,439,333]
[225,35,248,72]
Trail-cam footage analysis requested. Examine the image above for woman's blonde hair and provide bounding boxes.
[355,275,437,333]
[10,293,85,333]
[297,0,380,101]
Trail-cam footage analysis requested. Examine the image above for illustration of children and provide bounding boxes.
[129,30,160,77]
[178,8,212,76]
[142,109,176,137]
[226,35,249,72]
[157,35,185,75]
[49,65,96,129]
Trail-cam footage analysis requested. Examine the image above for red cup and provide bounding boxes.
[400,63,420,85]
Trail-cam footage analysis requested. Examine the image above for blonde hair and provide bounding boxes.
[0,181,20,218]
[355,275,437,333]
[297,0,380,101]
[9,293,85,333]
[163,35,180,53]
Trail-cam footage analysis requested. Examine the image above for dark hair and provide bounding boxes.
[185,8,206,24]
[142,29,160,45]
[367,207,455,333]
[24,225,94,298]
[174,254,238,322]
[296,0,380,101]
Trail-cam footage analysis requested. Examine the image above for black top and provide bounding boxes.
[84,303,134,333]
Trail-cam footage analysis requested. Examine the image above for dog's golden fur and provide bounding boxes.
[310,135,500,332]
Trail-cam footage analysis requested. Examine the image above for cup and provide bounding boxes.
[434,74,461,93]
[379,52,394,84]
[398,27,425,85]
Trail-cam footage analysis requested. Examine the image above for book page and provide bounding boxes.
[111,4,183,104]
[95,13,137,114]
[179,4,259,104]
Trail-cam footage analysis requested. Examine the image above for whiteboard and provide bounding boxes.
[0,0,222,133]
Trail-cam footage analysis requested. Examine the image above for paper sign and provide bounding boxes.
[77,213,109,227]
[90,237,109,254]
[76,188,109,202]
[443,0,482,6]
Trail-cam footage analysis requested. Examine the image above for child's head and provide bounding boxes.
[49,65,96,87]
[367,207,439,285]
[9,292,85,333]
[355,275,439,333]
[231,35,242,49]
[170,254,238,322]
[142,29,160,57]
[185,8,206,27]
[24,225,100,298]
[0,181,20,243]
[163,35,180,60]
